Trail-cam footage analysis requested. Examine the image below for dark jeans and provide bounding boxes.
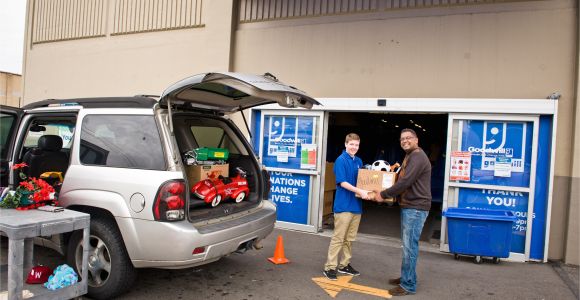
[399,208,429,293]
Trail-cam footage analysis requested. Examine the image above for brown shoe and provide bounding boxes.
[389,286,410,296]
[388,277,401,285]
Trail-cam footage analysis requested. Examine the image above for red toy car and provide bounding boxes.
[191,168,249,207]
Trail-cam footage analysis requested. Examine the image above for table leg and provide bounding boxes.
[7,238,24,300]
[81,227,90,294]
[23,239,33,272]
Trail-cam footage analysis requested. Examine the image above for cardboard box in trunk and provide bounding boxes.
[355,169,397,201]
[185,164,229,187]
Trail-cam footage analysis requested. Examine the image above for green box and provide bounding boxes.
[194,147,229,161]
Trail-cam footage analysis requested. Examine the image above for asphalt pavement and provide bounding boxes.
[2,228,579,299]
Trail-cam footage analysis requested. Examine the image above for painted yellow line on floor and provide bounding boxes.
[312,275,392,298]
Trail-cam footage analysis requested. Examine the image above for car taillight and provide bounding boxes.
[153,180,185,221]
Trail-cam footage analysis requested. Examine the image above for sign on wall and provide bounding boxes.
[262,115,318,170]
[459,121,533,187]
[269,171,311,224]
[267,116,299,157]
[450,151,471,181]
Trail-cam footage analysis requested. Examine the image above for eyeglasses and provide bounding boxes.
[399,136,416,142]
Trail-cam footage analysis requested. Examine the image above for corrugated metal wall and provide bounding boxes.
[112,0,203,35]
[238,0,535,22]
[30,0,204,44]
[32,0,106,44]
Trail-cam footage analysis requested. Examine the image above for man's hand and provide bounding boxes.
[374,190,384,202]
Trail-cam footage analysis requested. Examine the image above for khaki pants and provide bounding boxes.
[324,212,361,271]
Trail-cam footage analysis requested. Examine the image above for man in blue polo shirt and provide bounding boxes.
[323,133,371,280]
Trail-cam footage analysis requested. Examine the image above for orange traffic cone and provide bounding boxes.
[268,235,290,264]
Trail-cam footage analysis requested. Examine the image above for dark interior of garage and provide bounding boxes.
[323,112,448,243]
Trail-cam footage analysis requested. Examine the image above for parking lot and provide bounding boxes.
[2,228,578,299]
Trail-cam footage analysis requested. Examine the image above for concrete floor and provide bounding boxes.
[323,201,443,244]
[3,228,578,300]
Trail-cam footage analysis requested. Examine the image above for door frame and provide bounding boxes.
[441,114,540,262]
[255,109,326,233]
[252,98,557,255]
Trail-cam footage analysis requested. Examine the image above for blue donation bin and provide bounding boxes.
[444,208,516,264]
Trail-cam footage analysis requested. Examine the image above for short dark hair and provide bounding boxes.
[401,128,417,138]
[345,133,360,143]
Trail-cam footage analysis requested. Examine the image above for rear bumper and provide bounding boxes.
[122,200,276,268]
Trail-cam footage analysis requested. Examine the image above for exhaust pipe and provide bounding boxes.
[235,239,256,254]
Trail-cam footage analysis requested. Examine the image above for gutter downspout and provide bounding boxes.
[562,0,580,265]
[21,0,33,107]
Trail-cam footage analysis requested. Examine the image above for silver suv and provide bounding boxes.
[0,72,317,299]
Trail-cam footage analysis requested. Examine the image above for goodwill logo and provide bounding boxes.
[267,116,302,157]
[466,122,527,173]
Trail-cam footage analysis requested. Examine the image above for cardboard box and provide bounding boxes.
[185,164,229,187]
[355,169,397,201]
[324,162,336,191]
[323,190,335,216]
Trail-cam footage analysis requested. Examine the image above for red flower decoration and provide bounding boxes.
[1,163,58,208]
[19,181,35,191]
[12,163,28,170]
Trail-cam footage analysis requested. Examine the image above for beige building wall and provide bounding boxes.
[566,3,580,266]
[21,0,578,264]
[0,72,22,107]
[23,0,235,102]
[233,0,578,264]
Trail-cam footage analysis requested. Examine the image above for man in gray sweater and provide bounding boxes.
[374,128,432,296]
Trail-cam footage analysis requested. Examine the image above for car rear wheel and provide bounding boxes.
[67,217,136,300]
[211,195,222,207]
[235,192,246,203]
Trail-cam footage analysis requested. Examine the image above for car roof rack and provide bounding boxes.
[22,96,158,109]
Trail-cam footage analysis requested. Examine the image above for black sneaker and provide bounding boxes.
[338,264,360,276]
[323,269,338,280]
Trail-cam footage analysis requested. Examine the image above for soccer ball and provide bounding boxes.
[371,160,390,172]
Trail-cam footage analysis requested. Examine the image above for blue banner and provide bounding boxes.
[269,171,311,224]
[460,121,533,187]
[251,110,262,154]
[528,116,552,260]
[262,116,316,170]
[458,188,529,254]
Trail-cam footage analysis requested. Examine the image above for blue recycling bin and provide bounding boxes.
[443,208,516,264]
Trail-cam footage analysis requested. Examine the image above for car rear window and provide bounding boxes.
[80,115,165,170]
[189,125,241,154]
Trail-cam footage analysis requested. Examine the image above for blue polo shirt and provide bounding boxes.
[333,150,363,214]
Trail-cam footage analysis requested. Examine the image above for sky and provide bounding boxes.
[0,1,27,74]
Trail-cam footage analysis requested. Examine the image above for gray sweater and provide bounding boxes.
[380,147,432,211]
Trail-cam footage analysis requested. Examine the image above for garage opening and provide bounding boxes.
[323,112,448,242]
